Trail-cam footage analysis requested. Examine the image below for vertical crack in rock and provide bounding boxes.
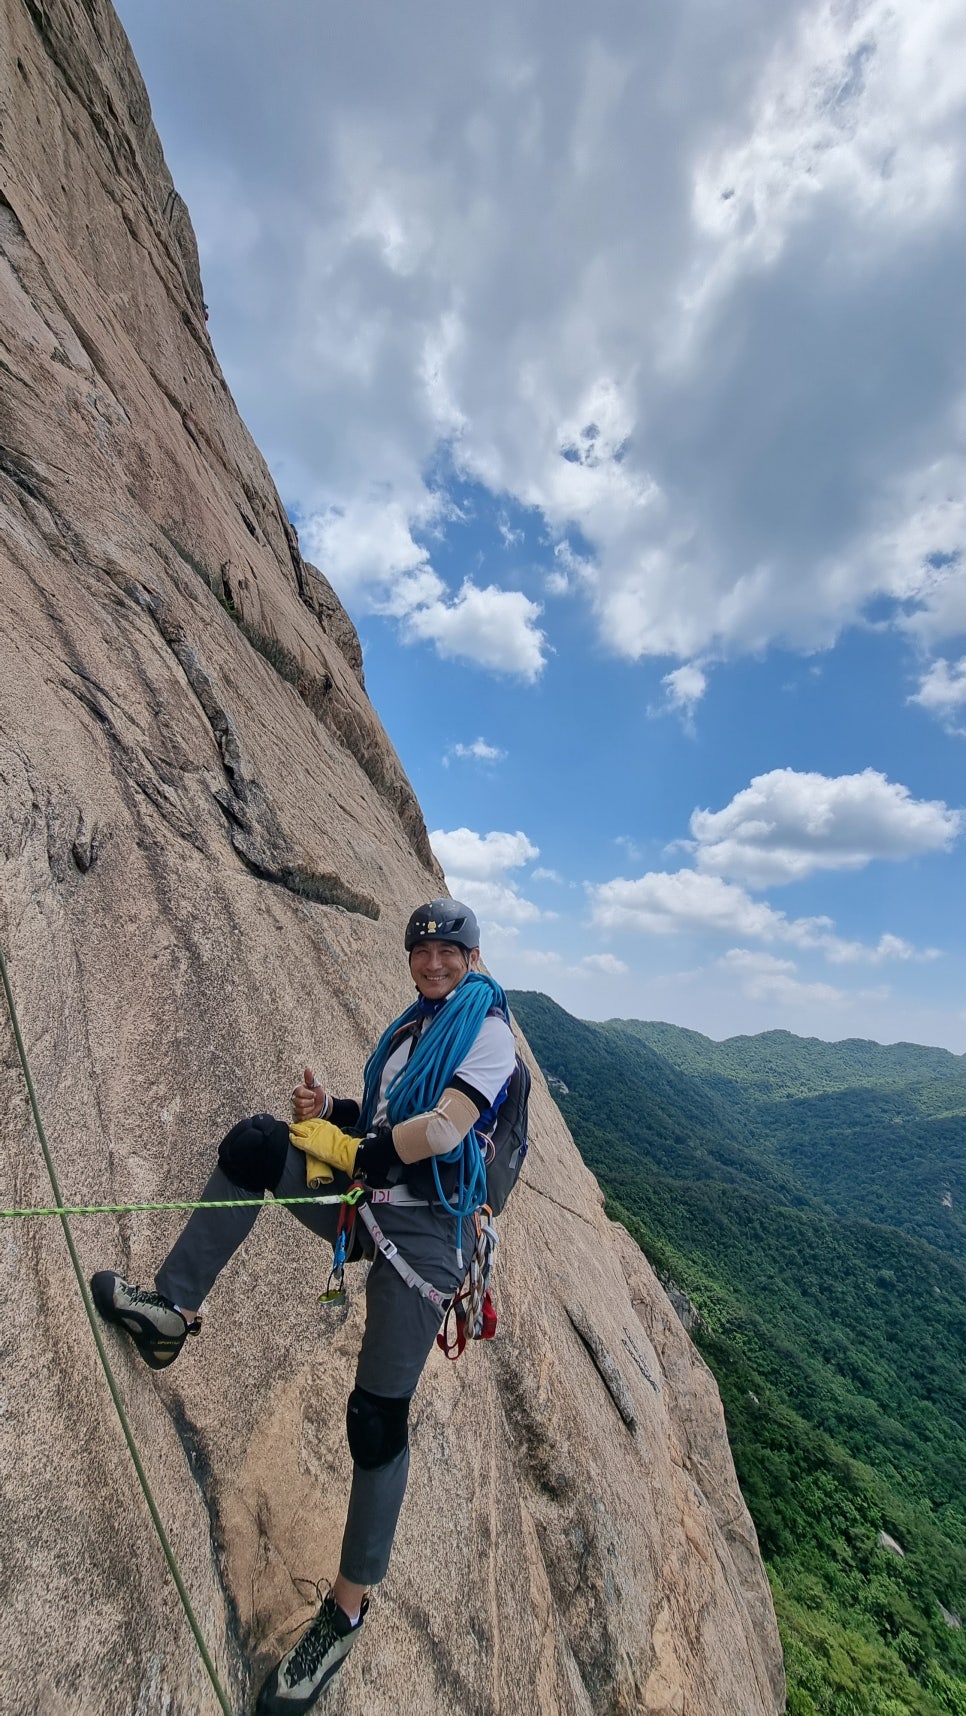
[566,1305,637,1433]
[163,1393,248,1704]
[621,1329,660,1393]
[140,589,380,919]
[61,672,204,850]
[488,1343,628,1715]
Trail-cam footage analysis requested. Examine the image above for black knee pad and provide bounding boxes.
[217,1113,290,1194]
[346,1386,411,1470]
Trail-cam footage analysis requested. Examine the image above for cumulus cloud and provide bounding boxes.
[404,582,546,680]
[444,879,547,926]
[130,0,966,692]
[430,827,538,880]
[660,662,708,726]
[910,655,966,732]
[825,932,941,966]
[300,494,546,676]
[301,496,440,597]
[579,952,629,976]
[531,867,563,883]
[589,868,935,964]
[591,870,823,942]
[442,737,506,766]
[430,825,547,930]
[690,768,961,885]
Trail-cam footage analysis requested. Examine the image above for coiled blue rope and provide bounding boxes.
[359,972,508,1248]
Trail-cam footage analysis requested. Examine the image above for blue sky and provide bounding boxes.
[116,0,966,1049]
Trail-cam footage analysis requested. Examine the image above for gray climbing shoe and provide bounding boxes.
[89,1271,199,1370]
[256,1591,368,1713]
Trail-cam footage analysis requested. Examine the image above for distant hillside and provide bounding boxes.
[608,1019,966,1257]
[509,996,966,1257]
[508,992,966,1716]
[613,1021,966,1098]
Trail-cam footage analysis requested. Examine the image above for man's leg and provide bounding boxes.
[93,1117,342,1365]
[337,1248,456,1588]
[255,1206,472,1714]
[156,1122,341,1310]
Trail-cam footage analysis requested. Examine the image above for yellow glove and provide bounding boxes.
[289,1118,360,1187]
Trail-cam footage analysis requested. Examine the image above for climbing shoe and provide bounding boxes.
[89,1272,200,1370]
[255,1591,368,1713]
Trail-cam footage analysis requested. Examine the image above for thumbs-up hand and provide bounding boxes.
[291,1065,327,1122]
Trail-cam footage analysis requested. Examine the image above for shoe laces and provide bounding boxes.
[285,1595,344,1684]
[124,1283,174,1310]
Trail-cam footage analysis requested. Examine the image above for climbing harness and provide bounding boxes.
[355,1198,455,1310]
[337,972,529,1349]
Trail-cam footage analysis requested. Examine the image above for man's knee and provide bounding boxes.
[346,1385,411,1470]
[217,1113,290,1194]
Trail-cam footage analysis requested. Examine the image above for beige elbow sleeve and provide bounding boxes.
[391,1086,482,1164]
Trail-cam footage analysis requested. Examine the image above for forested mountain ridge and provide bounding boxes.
[511,994,966,1257]
[613,1021,966,1098]
[508,991,966,1716]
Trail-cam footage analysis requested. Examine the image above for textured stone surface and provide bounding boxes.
[0,4,785,1713]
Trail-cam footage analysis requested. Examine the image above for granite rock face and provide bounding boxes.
[0,4,785,1713]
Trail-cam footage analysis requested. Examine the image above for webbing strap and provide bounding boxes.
[356,1201,454,1311]
[366,1185,432,1208]
[0,945,234,1716]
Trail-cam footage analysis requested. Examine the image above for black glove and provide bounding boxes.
[354,1126,401,1188]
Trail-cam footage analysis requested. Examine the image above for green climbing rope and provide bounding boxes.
[0,1188,363,1220]
[0,943,239,1716]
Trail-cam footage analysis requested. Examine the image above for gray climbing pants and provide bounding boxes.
[156,1141,472,1585]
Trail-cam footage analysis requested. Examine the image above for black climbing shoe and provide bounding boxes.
[255,1591,368,1713]
[89,1272,200,1370]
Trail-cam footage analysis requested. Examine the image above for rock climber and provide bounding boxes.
[90,898,516,1714]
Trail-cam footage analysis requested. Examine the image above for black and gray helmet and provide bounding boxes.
[404,898,480,953]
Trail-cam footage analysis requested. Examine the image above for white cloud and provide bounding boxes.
[825,932,941,966]
[591,869,823,942]
[430,827,538,880]
[446,878,547,926]
[431,825,547,932]
[124,0,966,683]
[301,495,441,597]
[531,867,563,883]
[660,662,708,726]
[688,0,966,329]
[718,948,894,1009]
[718,949,846,1007]
[615,834,645,863]
[579,953,629,976]
[910,654,966,731]
[404,581,546,680]
[690,768,961,886]
[589,868,936,965]
[443,737,506,766]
